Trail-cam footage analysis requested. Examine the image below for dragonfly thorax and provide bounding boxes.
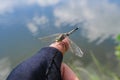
[55,34,67,42]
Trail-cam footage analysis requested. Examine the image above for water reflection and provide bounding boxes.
[0,0,120,80]
[53,0,120,43]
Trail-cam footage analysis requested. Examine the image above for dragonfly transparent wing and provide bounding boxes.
[38,33,60,42]
[38,33,84,57]
[69,39,84,57]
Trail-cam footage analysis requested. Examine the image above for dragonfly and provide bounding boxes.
[39,25,84,57]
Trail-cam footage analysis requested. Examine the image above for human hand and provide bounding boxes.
[61,63,79,80]
[49,37,70,55]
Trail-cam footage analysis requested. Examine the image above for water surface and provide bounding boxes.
[0,0,120,80]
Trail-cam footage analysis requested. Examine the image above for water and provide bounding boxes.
[0,0,120,80]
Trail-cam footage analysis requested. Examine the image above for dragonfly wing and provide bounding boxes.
[38,33,60,42]
[69,39,84,57]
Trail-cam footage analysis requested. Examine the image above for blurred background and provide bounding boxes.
[0,0,120,80]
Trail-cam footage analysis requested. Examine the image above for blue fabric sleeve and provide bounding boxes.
[7,47,63,80]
